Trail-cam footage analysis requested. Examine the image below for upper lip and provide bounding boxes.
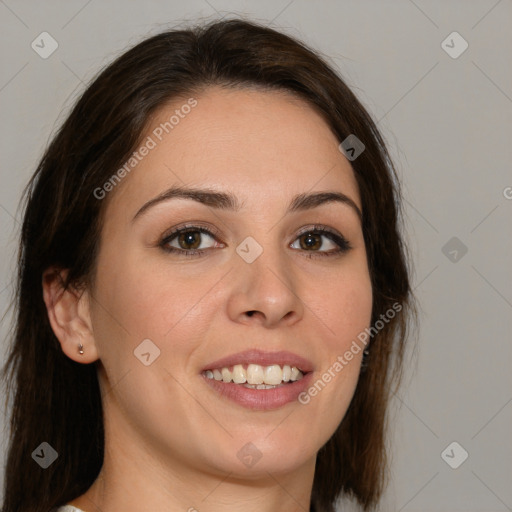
[202,349,314,373]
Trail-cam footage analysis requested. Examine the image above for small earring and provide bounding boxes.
[78,343,84,355]
[361,348,370,371]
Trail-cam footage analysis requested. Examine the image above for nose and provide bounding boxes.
[226,243,305,328]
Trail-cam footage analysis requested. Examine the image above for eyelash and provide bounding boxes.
[158,223,351,259]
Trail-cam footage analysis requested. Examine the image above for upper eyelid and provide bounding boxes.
[160,222,221,240]
[162,223,343,237]
[294,224,342,238]
[161,223,348,246]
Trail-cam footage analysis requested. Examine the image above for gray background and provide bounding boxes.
[1,1,511,510]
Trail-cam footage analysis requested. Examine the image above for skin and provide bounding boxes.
[43,86,373,512]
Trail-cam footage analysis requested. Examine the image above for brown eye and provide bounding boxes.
[290,226,351,257]
[299,232,323,250]
[177,230,202,250]
[160,226,221,255]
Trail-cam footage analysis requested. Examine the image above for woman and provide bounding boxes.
[2,18,414,512]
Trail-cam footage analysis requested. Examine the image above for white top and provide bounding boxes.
[54,506,85,512]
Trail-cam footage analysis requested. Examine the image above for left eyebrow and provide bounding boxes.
[288,191,362,220]
[132,185,362,222]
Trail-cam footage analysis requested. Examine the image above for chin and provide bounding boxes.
[200,430,319,478]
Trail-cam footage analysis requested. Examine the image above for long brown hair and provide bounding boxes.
[1,18,414,512]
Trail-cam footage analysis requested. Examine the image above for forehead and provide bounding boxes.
[104,86,360,220]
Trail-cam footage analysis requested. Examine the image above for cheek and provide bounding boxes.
[90,254,226,407]
[95,255,212,343]
[330,270,373,378]
[90,260,218,456]
[300,266,372,422]
[309,265,373,351]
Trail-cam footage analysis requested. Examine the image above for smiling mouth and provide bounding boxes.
[202,363,306,389]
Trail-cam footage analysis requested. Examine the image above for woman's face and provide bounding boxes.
[87,86,372,480]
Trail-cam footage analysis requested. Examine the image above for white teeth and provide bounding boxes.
[221,368,231,383]
[232,364,247,384]
[290,366,300,381]
[244,383,282,389]
[246,364,264,384]
[204,363,305,385]
[264,364,283,385]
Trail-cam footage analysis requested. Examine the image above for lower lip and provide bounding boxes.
[201,373,314,410]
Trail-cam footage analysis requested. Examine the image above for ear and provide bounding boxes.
[42,267,99,364]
